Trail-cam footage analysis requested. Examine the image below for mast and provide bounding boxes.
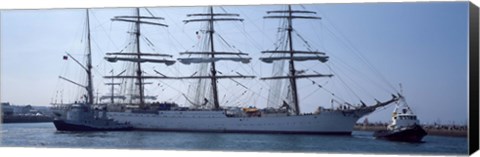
[208,6,220,109]
[106,70,122,104]
[99,69,125,104]
[286,5,299,115]
[105,8,173,108]
[111,72,115,103]
[179,6,254,110]
[261,5,329,115]
[134,8,145,106]
[86,9,94,105]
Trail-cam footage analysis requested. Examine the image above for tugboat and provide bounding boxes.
[53,104,132,131]
[52,9,132,131]
[374,93,427,142]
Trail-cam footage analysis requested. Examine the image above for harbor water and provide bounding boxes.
[0,123,468,155]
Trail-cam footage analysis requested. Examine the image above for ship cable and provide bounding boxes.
[313,8,398,93]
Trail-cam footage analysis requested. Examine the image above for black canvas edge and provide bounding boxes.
[469,1,479,155]
[0,2,476,156]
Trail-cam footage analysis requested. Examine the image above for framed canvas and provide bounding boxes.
[1,0,478,156]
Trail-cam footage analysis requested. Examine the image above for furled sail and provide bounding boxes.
[260,56,329,63]
[106,52,173,57]
[178,57,251,64]
[105,57,176,65]
[180,51,249,56]
[100,95,127,101]
[261,74,333,80]
[262,50,325,55]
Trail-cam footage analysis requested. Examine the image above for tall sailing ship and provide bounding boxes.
[99,5,401,134]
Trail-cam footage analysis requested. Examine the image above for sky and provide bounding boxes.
[0,2,470,124]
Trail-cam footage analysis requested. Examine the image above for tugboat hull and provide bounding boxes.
[374,124,427,142]
[53,120,133,131]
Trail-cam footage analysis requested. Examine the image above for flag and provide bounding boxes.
[63,55,68,60]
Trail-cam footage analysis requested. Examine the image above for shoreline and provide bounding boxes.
[354,124,467,137]
[1,115,53,123]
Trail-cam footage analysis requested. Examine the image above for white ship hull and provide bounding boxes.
[107,109,372,134]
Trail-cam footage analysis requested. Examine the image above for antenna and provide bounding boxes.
[399,83,404,95]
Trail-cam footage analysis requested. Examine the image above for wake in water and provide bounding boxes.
[352,131,375,140]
